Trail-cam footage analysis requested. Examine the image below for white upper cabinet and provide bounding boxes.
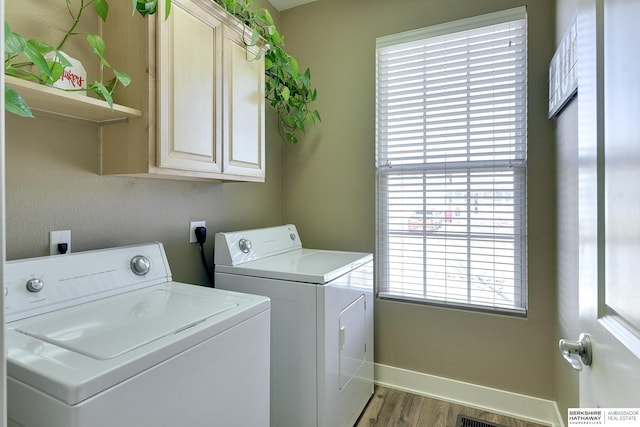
[157,2,223,175]
[100,0,266,182]
[222,26,266,180]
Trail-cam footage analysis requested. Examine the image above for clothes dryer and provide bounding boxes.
[214,224,374,427]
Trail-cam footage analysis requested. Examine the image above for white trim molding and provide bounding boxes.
[375,364,564,427]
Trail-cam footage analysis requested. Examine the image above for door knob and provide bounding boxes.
[559,333,592,371]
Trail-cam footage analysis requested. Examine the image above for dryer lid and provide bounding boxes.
[215,248,373,284]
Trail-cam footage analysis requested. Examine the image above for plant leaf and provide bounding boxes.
[263,8,274,25]
[270,30,284,45]
[5,22,26,55]
[93,0,109,22]
[4,67,42,82]
[250,27,260,46]
[24,41,53,80]
[50,62,65,81]
[282,113,294,128]
[5,87,34,118]
[135,0,158,16]
[298,72,309,88]
[285,132,298,145]
[113,69,132,87]
[27,39,56,54]
[86,34,106,57]
[3,68,22,78]
[165,0,172,20]
[90,82,114,108]
[289,56,299,77]
[280,86,290,102]
[265,24,275,36]
[40,61,65,85]
[51,51,73,68]
[86,34,113,68]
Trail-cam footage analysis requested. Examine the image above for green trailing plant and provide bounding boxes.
[4,0,135,116]
[4,21,69,117]
[5,0,319,146]
[134,0,172,18]
[215,0,321,146]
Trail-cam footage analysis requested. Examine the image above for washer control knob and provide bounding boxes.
[239,238,252,253]
[26,278,44,293]
[131,255,151,276]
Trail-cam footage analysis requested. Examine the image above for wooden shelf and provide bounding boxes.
[5,75,143,124]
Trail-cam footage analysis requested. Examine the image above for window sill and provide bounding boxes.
[377,292,528,318]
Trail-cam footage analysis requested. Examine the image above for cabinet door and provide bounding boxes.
[157,1,223,174]
[222,28,266,181]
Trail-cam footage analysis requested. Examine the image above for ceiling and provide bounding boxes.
[268,0,317,11]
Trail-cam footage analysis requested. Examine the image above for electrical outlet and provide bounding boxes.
[189,221,206,243]
[50,230,71,255]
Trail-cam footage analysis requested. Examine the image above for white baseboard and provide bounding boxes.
[374,363,564,427]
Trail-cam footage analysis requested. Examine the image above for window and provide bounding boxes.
[375,7,528,315]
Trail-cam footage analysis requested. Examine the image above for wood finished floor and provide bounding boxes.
[354,386,548,427]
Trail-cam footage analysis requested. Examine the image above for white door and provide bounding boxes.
[574,0,640,407]
[1,0,7,423]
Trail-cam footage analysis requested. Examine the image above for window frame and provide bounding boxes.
[375,7,528,316]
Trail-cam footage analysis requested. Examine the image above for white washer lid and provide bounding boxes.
[215,248,373,284]
[6,283,270,405]
[15,288,237,360]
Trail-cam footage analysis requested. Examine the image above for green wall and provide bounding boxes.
[279,0,558,399]
[4,0,284,286]
[5,0,569,405]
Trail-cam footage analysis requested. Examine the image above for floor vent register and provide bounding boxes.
[455,414,507,427]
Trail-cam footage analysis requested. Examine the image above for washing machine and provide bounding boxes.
[214,224,374,427]
[5,242,270,427]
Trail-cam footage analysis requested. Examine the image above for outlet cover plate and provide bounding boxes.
[50,230,71,255]
[190,221,206,243]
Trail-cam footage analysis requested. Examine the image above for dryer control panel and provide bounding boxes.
[214,224,302,266]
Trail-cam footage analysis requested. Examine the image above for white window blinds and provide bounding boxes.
[375,7,528,315]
